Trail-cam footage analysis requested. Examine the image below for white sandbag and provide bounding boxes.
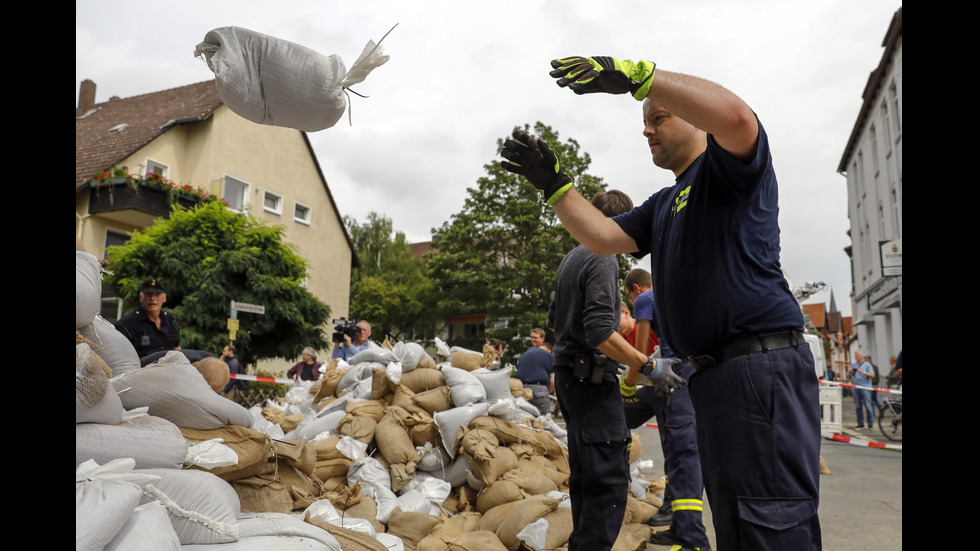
[433,451,474,488]
[487,397,536,423]
[391,341,430,371]
[303,500,377,537]
[76,413,188,469]
[236,512,341,550]
[347,456,391,499]
[336,363,375,396]
[104,501,182,551]
[185,438,240,470]
[377,533,405,551]
[402,473,451,509]
[247,406,287,439]
[471,368,518,404]
[434,337,451,358]
[196,27,355,132]
[76,458,162,551]
[415,442,452,473]
[76,342,125,425]
[79,315,141,376]
[180,534,340,550]
[137,468,240,545]
[284,409,347,441]
[516,517,550,551]
[350,347,397,365]
[76,250,102,329]
[434,402,489,457]
[112,352,254,429]
[441,366,488,406]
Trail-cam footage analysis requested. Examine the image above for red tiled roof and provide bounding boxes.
[75,80,224,193]
[801,303,826,330]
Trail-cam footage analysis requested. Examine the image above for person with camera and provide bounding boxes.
[331,320,373,361]
[287,347,322,381]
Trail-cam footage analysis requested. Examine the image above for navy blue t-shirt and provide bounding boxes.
[613,118,802,357]
[514,346,555,386]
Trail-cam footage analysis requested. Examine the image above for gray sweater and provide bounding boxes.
[548,244,621,363]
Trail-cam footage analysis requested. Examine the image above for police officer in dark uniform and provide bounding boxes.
[114,279,181,361]
[503,186,684,551]
[501,54,822,550]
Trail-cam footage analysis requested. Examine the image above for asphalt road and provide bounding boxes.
[633,384,903,550]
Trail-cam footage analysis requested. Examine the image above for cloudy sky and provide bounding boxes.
[77,0,901,317]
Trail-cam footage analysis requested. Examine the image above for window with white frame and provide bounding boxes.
[146,159,169,177]
[99,229,130,322]
[263,190,283,215]
[224,176,250,211]
[294,202,312,225]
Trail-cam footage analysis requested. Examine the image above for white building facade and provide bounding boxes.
[838,8,902,367]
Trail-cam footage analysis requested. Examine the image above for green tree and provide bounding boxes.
[427,122,633,352]
[105,201,331,366]
[345,212,439,342]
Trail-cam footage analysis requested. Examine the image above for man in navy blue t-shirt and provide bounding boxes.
[501,55,821,551]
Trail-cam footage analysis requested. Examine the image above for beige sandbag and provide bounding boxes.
[193,357,230,393]
[76,342,124,425]
[475,479,527,514]
[430,511,482,539]
[420,530,509,551]
[372,367,393,400]
[479,500,522,532]
[450,347,484,372]
[304,512,389,551]
[261,408,305,434]
[820,455,832,475]
[413,385,453,414]
[314,365,345,401]
[347,399,387,422]
[375,406,423,465]
[392,384,426,415]
[623,494,657,525]
[495,494,559,550]
[612,523,652,551]
[462,444,518,488]
[467,417,545,455]
[388,508,443,551]
[460,428,499,461]
[417,356,438,370]
[233,476,292,514]
[339,495,386,534]
[400,368,446,392]
[628,432,643,464]
[542,506,574,549]
[501,468,558,495]
[403,409,440,448]
[180,425,276,481]
[508,378,524,398]
[335,413,378,445]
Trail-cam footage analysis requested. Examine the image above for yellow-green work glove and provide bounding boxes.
[549,56,656,101]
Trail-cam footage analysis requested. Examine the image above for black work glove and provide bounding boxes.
[644,356,686,394]
[500,130,573,205]
[549,56,656,100]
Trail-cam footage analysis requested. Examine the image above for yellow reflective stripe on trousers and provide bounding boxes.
[671,498,704,512]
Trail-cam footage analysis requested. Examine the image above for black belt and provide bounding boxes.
[555,353,621,383]
[689,330,804,372]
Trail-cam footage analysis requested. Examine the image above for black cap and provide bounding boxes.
[140,279,167,294]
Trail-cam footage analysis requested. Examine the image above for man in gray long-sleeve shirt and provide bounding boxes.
[544,190,685,551]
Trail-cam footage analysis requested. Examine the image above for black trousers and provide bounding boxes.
[555,368,631,551]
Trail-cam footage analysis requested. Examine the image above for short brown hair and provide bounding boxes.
[624,268,652,291]
[590,190,634,218]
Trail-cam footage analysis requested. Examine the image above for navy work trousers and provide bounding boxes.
[689,345,822,551]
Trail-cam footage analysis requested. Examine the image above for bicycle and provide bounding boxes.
[877,395,902,442]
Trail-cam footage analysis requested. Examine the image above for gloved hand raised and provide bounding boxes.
[642,356,686,393]
[500,130,573,205]
[549,56,656,101]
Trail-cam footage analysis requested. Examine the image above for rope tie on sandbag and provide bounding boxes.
[341,23,398,126]
[142,483,240,539]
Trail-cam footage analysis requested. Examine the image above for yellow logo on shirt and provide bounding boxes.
[673,185,691,215]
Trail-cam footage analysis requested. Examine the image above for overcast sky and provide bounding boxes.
[77,0,902,317]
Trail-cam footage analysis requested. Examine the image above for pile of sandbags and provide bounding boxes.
[76,244,668,551]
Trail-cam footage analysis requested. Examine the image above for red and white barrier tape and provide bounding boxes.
[820,379,902,395]
[228,373,296,385]
[822,430,902,451]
